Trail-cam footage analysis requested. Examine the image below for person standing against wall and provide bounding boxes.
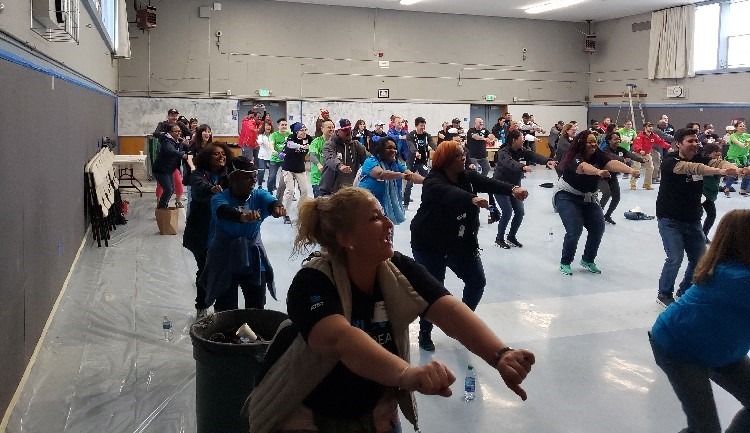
[239,104,265,165]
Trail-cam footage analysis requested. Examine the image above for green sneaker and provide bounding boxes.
[580,259,601,274]
[559,264,572,275]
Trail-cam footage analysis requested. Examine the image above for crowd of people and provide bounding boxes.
[147,106,749,433]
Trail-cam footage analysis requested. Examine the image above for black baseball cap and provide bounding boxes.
[338,118,352,130]
[168,108,179,115]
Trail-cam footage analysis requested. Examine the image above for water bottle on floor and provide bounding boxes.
[162,316,173,341]
[464,364,476,401]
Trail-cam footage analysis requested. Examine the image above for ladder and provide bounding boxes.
[615,84,646,129]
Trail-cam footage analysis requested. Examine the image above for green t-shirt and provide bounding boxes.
[726,132,750,164]
[618,128,636,151]
[269,131,291,163]
[309,136,326,186]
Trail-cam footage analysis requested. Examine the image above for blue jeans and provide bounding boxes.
[494,194,524,240]
[412,248,486,336]
[267,161,283,194]
[312,184,321,198]
[257,159,269,189]
[153,172,174,208]
[554,191,605,265]
[657,218,707,296]
[650,334,750,433]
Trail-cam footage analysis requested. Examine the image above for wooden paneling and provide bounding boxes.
[119,136,146,155]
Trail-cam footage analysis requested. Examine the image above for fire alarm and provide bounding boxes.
[378,52,384,58]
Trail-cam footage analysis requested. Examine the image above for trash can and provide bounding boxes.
[190,308,288,433]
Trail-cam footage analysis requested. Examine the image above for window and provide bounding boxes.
[694,0,750,72]
[81,0,118,51]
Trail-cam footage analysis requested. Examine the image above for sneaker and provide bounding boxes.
[506,236,523,248]
[580,259,601,274]
[418,333,435,352]
[495,239,510,249]
[630,184,637,191]
[283,216,292,224]
[643,185,654,190]
[196,308,209,320]
[656,293,675,308]
[604,216,616,225]
[175,201,185,208]
[180,196,188,201]
[559,263,573,275]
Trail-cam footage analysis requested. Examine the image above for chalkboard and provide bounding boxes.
[286,101,471,136]
[118,97,239,136]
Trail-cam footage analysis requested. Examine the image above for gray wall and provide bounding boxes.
[118,0,591,104]
[589,13,750,105]
[0,2,118,420]
[0,0,119,91]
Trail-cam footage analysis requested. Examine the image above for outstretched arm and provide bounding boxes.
[424,296,535,400]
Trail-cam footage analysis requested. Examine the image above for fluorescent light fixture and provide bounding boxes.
[522,0,586,14]
[400,0,422,5]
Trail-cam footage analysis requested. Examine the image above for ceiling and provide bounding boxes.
[272,0,702,22]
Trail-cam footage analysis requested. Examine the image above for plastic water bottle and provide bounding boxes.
[464,365,476,401]
[162,316,173,341]
[548,227,554,243]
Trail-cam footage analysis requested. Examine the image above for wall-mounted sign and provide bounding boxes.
[378,89,389,99]
[258,89,271,97]
[378,61,390,69]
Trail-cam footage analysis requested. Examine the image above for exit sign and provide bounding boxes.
[485,94,496,101]
[258,89,270,97]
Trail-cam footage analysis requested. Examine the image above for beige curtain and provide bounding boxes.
[114,0,131,59]
[648,5,695,79]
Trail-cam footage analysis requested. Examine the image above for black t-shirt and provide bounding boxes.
[656,153,711,222]
[413,132,430,165]
[466,127,490,159]
[561,149,613,193]
[282,134,311,173]
[286,252,449,419]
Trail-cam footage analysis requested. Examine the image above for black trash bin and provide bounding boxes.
[190,308,288,433]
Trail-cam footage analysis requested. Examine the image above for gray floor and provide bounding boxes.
[6,169,749,433]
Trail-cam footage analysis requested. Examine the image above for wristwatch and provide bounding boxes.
[493,346,514,367]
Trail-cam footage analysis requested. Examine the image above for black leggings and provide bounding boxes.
[599,178,620,218]
[193,251,208,310]
[702,200,717,237]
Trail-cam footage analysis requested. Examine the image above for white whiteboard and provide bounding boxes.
[507,105,588,135]
[286,101,471,136]
[118,97,239,136]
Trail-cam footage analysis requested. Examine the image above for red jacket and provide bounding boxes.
[633,131,670,154]
[238,116,259,148]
